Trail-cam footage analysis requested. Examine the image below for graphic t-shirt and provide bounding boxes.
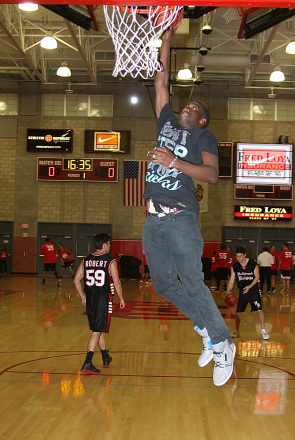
[59,249,73,262]
[270,251,279,270]
[143,103,218,214]
[232,259,258,294]
[279,249,293,270]
[40,243,57,263]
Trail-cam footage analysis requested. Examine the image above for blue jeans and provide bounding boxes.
[142,210,232,345]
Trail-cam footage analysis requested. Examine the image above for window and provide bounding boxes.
[228,98,295,121]
[0,94,18,115]
[41,94,113,117]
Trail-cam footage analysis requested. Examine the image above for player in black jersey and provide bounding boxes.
[74,233,125,374]
[226,247,269,340]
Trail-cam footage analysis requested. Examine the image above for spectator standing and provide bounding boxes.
[270,245,280,293]
[278,243,293,294]
[257,247,273,295]
[140,251,152,287]
[0,245,11,275]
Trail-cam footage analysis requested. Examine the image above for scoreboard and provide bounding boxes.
[37,158,118,182]
[235,184,293,200]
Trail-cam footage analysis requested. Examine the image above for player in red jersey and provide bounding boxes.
[58,244,75,287]
[270,245,280,293]
[278,243,293,294]
[210,251,217,290]
[39,237,58,286]
[213,244,230,292]
[227,246,235,288]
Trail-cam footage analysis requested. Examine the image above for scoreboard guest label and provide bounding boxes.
[27,129,73,152]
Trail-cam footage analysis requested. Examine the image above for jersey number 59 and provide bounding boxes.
[86,269,105,286]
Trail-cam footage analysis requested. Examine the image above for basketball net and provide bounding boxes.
[103,6,183,79]
[222,7,244,24]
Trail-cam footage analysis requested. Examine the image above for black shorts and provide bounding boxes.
[271,269,278,276]
[236,288,262,313]
[86,289,113,333]
[63,260,73,269]
[227,269,231,277]
[216,267,228,280]
[44,263,56,272]
[144,264,149,273]
[211,270,216,277]
[281,270,291,279]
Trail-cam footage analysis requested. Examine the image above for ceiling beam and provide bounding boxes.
[0,18,46,82]
[245,24,279,87]
[64,19,97,84]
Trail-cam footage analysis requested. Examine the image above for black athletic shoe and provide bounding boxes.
[40,282,46,286]
[58,280,61,287]
[80,362,101,375]
[101,349,112,368]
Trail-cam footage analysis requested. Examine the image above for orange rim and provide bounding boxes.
[109,5,179,15]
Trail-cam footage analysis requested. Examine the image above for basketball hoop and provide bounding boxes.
[222,7,244,24]
[103,5,184,79]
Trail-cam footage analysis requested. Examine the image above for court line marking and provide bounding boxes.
[1,352,295,380]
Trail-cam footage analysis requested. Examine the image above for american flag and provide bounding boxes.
[123,160,149,206]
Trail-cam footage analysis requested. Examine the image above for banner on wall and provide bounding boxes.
[234,205,292,221]
[27,129,73,152]
[193,180,208,213]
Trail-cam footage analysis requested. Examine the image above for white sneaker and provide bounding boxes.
[194,326,213,367]
[212,340,236,387]
[261,329,269,340]
[146,281,152,287]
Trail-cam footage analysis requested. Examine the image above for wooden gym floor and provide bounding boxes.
[1,274,295,440]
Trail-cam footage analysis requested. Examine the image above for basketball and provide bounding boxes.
[152,6,184,28]
[224,293,238,307]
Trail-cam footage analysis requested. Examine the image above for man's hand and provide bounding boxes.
[243,285,251,294]
[81,294,86,306]
[119,298,125,308]
[147,146,175,168]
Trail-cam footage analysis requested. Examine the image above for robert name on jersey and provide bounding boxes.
[85,260,108,268]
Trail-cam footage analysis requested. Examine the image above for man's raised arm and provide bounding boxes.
[155,28,173,118]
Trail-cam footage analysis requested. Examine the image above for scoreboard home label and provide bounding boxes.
[37,158,118,182]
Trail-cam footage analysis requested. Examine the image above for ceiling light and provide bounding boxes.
[56,61,71,77]
[40,32,57,50]
[270,66,285,82]
[177,68,193,80]
[131,96,138,104]
[286,37,295,54]
[18,3,38,12]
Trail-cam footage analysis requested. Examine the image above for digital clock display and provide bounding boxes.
[63,159,92,170]
[37,158,118,182]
